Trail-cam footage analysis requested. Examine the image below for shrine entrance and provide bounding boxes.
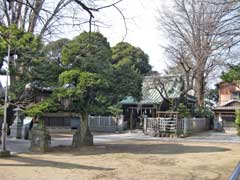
[123,105,157,130]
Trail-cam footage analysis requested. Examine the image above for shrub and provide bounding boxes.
[194,107,214,120]
[235,109,240,136]
[177,103,191,118]
[25,98,58,117]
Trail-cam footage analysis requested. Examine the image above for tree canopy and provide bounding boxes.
[111,42,151,75]
[61,32,112,74]
[221,64,240,83]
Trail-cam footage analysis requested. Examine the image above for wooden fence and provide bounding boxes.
[144,117,208,135]
[145,117,178,133]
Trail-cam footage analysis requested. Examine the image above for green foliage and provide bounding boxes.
[61,32,112,74]
[111,63,143,103]
[194,107,214,120]
[111,42,151,75]
[25,99,58,117]
[44,38,69,65]
[108,104,123,116]
[206,88,218,103]
[0,25,44,97]
[58,69,81,86]
[30,59,64,87]
[235,110,240,136]
[177,103,191,118]
[235,110,240,127]
[110,42,151,105]
[0,106,4,116]
[56,71,109,113]
[221,64,240,83]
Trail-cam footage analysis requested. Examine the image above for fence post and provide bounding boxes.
[143,115,147,134]
[109,116,111,127]
[98,116,101,127]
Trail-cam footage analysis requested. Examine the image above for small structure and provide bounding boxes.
[213,82,240,132]
[121,75,196,130]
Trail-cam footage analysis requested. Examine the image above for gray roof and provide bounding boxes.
[139,75,184,105]
[214,100,240,111]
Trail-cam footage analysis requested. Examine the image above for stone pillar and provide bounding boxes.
[30,120,51,153]
[143,115,147,134]
[183,118,188,135]
[10,107,24,139]
[117,115,124,133]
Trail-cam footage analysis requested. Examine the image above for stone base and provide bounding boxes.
[72,128,93,148]
[30,127,51,153]
[0,150,11,157]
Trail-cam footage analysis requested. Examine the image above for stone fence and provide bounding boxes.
[9,113,125,138]
[88,115,124,133]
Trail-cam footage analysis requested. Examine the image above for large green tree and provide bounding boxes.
[43,38,70,66]
[112,42,151,75]
[56,32,113,146]
[61,32,112,74]
[111,59,143,104]
[56,70,109,146]
[29,38,70,88]
[0,25,43,97]
[110,42,151,103]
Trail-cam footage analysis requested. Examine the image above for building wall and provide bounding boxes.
[219,82,240,105]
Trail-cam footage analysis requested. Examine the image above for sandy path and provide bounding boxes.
[0,140,239,180]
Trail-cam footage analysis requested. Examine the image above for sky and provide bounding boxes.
[0,0,169,87]
[63,0,170,73]
[97,0,168,73]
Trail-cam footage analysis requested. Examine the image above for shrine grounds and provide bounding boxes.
[0,132,240,180]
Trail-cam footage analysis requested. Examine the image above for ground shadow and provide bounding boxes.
[50,142,231,156]
[0,156,114,171]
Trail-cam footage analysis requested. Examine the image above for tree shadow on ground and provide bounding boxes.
[0,156,114,171]
[50,142,231,156]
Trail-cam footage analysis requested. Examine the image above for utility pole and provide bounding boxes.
[0,36,11,157]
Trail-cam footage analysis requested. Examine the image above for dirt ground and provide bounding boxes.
[0,140,239,180]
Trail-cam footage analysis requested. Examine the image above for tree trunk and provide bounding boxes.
[28,0,44,33]
[195,64,205,107]
[72,113,93,148]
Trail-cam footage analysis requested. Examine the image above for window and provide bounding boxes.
[232,91,240,100]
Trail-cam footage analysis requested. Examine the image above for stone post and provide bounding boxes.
[10,107,24,139]
[117,115,124,133]
[183,118,188,136]
[143,115,147,134]
[30,119,51,153]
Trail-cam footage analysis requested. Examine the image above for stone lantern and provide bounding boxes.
[10,106,24,139]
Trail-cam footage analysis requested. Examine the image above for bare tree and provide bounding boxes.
[158,0,240,107]
[0,0,125,38]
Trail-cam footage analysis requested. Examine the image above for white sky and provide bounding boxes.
[97,0,168,73]
[63,0,170,73]
[0,0,170,87]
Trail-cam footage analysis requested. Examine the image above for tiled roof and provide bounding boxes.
[214,100,240,111]
[121,75,186,105]
[139,75,184,104]
[120,96,138,104]
[214,106,240,110]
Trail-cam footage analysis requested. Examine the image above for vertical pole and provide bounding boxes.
[2,43,10,151]
[130,108,133,130]
[143,115,147,134]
